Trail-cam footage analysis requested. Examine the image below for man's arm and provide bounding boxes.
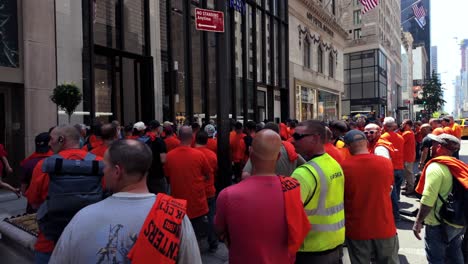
[412,204,432,240]
[25,160,48,209]
[419,147,429,169]
[374,146,391,160]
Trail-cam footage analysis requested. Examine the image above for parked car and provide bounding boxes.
[454,119,468,138]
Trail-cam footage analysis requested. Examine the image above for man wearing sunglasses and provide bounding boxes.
[291,120,345,263]
[364,123,393,160]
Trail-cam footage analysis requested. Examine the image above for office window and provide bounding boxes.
[317,46,323,73]
[331,0,336,15]
[353,11,361,25]
[303,38,311,68]
[354,0,360,6]
[329,53,334,78]
[353,28,362,39]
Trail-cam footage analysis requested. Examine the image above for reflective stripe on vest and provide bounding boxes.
[305,161,345,232]
[296,154,345,252]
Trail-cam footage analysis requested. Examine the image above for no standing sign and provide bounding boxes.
[195,8,225,33]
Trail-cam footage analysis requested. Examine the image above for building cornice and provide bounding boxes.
[299,0,349,38]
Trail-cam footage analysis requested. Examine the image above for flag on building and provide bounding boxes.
[359,0,378,14]
[412,2,426,28]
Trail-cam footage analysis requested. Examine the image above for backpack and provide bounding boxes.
[137,135,152,146]
[36,153,104,242]
[437,176,468,226]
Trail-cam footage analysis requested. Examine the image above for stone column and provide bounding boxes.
[22,0,57,154]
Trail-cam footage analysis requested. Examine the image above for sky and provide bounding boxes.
[431,0,468,114]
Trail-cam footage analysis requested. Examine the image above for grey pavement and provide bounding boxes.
[2,140,468,263]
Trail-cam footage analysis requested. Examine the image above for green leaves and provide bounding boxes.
[422,71,446,116]
[50,83,82,121]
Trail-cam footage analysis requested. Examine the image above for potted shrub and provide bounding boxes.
[51,83,82,123]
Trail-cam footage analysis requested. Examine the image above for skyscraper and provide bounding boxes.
[401,0,431,79]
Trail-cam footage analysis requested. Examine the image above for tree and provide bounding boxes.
[422,71,446,116]
[51,83,82,123]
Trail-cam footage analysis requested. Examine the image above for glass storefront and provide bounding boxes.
[159,0,289,124]
[0,0,19,68]
[342,49,388,116]
[295,84,339,122]
[82,0,153,125]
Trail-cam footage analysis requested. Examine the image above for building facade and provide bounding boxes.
[430,46,437,75]
[412,45,428,119]
[159,0,289,125]
[400,32,414,121]
[341,0,402,118]
[455,39,468,117]
[401,0,430,79]
[289,0,347,121]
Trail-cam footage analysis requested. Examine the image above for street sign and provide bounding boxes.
[195,8,224,33]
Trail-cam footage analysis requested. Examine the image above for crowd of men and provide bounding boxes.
[1,114,467,263]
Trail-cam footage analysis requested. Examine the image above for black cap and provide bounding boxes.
[35,132,50,153]
[343,130,367,145]
[149,120,161,129]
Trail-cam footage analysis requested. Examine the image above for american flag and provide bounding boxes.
[412,2,426,20]
[412,2,426,28]
[359,0,379,14]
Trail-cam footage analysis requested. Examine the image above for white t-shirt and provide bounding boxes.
[49,192,201,264]
[374,146,391,160]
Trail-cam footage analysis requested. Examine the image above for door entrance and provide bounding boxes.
[94,52,154,125]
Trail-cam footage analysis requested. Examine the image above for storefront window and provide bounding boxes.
[317,90,339,121]
[123,0,145,54]
[235,12,243,118]
[94,0,119,49]
[0,0,19,68]
[256,9,263,82]
[265,18,271,84]
[191,6,203,123]
[171,4,186,122]
[94,55,114,123]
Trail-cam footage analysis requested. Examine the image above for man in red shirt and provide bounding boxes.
[380,117,405,222]
[163,125,180,152]
[164,126,210,238]
[204,124,217,153]
[195,130,218,251]
[216,129,307,264]
[26,125,103,264]
[341,130,399,263]
[399,119,416,195]
[324,127,344,164]
[90,124,118,157]
[230,122,246,182]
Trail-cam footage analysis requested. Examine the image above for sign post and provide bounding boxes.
[195,8,224,33]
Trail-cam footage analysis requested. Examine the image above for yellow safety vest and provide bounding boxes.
[294,153,345,252]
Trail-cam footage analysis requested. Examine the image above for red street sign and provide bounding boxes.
[195,8,224,33]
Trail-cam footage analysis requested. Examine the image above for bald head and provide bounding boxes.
[179,126,193,144]
[251,129,282,161]
[50,125,81,153]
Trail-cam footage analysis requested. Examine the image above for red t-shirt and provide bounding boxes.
[215,176,289,264]
[381,131,405,169]
[164,146,210,218]
[196,147,217,198]
[324,143,344,164]
[206,138,217,154]
[341,154,396,240]
[90,144,108,158]
[164,136,181,153]
[25,149,103,253]
[230,133,246,163]
[401,130,416,162]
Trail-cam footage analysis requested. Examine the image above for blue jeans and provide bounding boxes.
[391,170,404,219]
[34,251,51,264]
[425,224,465,264]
